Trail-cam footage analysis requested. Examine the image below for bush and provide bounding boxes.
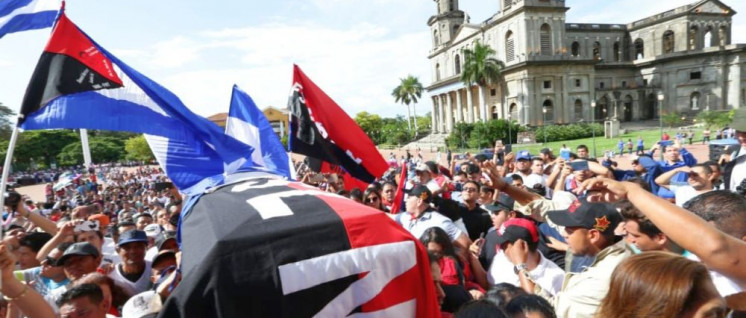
[533,123,603,143]
[446,120,523,149]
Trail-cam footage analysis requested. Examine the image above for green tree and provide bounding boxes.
[0,103,15,140]
[697,110,733,129]
[662,113,683,129]
[392,75,424,135]
[354,111,384,144]
[124,135,154,162]
[461,41,505,122]
[57,138,124,166]
[381,116,412,145]
[14,130,79,167]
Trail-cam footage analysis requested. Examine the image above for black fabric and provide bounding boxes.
[441,284,472,313]
[478,225,566,271]
[20,52,122,123]
[288,90,376,183]
[160,178,353,318]
[435,198,491,241]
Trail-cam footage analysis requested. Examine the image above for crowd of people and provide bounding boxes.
[298,110,746,317]
[0,166,181,318]
[1,114,746,318]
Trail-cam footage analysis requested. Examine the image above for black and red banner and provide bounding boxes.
[161,177,439,317]
[288,65,388,184]
[20,13,122,124]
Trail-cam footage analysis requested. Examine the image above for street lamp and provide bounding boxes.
[507,113,512,149]
[591,100,597,158]
[542,107,548,144]
[658,93,665,140]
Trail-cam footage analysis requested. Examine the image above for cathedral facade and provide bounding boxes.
[426,0,746,133]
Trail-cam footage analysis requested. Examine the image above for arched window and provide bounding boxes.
[505,31,515,62]
[613,42,620,62]
[704,27,713,48]
[435,63,441,81]
[491,106,499,120]
[663,30,675,54]
[509,103,518,121]
[574,99,584,122]
[597,96,609,120]
[540,24,552,55]
[571,41,580,57]
[434,30,439,47]
[449,0,455,11]
[593,42,602,60]
[623,95,633,122]
[634,38,645,60]
[454,54,461,74]
[542,100,554,123]
[719,26,728,46]
[691,92,701,110]
[453,25,460,35]
[689,26,699,50]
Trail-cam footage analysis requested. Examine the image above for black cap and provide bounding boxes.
[57,242,100,266]
[155,231,177,251]
[117,230,149,247]
[484,201,511,214]
[152,249,177,267]
[495,218,540,246]
[547,200,622,235]
[407,185,432,203]
[424,161,438,174]
[497,193,515,211]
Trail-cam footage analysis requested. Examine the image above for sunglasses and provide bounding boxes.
[365,197,380,203]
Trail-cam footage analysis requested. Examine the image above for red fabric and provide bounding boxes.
[390,163,407,214]
[45,14,123,86]
[317,161,369,192]
[438,256,485,293]
[292,65,388,180]
[309,191,440,318]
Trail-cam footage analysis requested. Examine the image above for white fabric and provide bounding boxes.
[729,147,746,190]
[487,251,565,296]
[0,0,57,26]
[391,211,464,242]
[669,185,700,207]
[687,254,744,297]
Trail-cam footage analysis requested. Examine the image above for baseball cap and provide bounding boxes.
[117,230,149,247]
[484,201,511,214]
[57,242,100,266]
[407,185,432,203]
[155,231,177,251]
[414,163,430,172]
[516,150,531,161]
[143,224,162,239]
[732,107,746,132]
[547,200,622,235]
[88,214,110,229]
[495,218,539,246]
[152,249,177,267]
[424,161,439,174]
[122,290,162,318]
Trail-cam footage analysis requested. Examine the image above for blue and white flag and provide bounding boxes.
[0,0,58,38]
[225,85,292,179]
[19,13,258,194]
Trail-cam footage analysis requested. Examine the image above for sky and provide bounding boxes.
[1,0,745,121]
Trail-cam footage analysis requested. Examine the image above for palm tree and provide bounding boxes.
[461,41,505,122]
[392,75,424,135]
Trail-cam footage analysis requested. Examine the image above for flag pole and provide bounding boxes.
[0,122,21,290]
[80,129,92,169]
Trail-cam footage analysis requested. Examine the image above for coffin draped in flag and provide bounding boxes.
[18,13,258,193]
[0,0,59,38]
[161,176,439,317]
[288,65,388,184]
[225,85,292,179]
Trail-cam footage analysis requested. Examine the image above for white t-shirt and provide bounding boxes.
[391,211,464,242]
[145,246,158,262]
[729,147,746,191]
[101,237,121,265]
[687,254,744,297]
[487,251,565,296]
[108,261,153,296]
[669,185,700,207]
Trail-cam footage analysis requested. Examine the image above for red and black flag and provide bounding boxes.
[288,65,388,184]
[304,157,370,192]
[161,177,440,317]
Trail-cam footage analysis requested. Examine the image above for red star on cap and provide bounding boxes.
[594,216,611,232]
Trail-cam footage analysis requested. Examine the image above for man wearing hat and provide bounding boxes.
[109,230,153,295]
[391,185,472,253]
[543,200,632,318]
[487,218,565,297]
[57,242,102,282]
[723,107,746,191]
[507,151,544,189]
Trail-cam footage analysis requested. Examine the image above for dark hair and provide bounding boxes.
[530,184,547,197]
[336,190,349,197]
[684,190,746,239]
[480,185,494,194]
[485,283,527,309]
[576,145,588,151]
[704,160,721,173]
[116,221,136,230]
[510,174,523,182]
[505,294,557,318]
[56,283,104,308]
[617,200,660,237]
[463,180,481,189]
[362,188,384,211]
[349,188,363,201]
[72,273,131,309]
[56,242,74,253]
[19,232,53,253]
[625,177,652,193]
[691,163,713,175]
[382,181,397,189]
[420,227,459,261]
[455,300,507,318]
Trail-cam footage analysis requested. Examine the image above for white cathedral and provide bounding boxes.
[426,0,745,133]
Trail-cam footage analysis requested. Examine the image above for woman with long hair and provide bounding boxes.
[597,252,727,318]
[420,227,488,313]
[362,188,385,212]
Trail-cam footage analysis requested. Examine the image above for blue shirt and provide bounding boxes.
[653,148,697,198]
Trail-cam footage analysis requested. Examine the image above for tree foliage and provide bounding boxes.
[696,110,733,129]
[446,120,523,149]
[14,130,79,166]
[392,75,424,133]
[124,135,154,162]
[354,111,384,144]
[0,103,15,140]
[57,138,124,166]
[461,41,505,87]
[661,113,683,129]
